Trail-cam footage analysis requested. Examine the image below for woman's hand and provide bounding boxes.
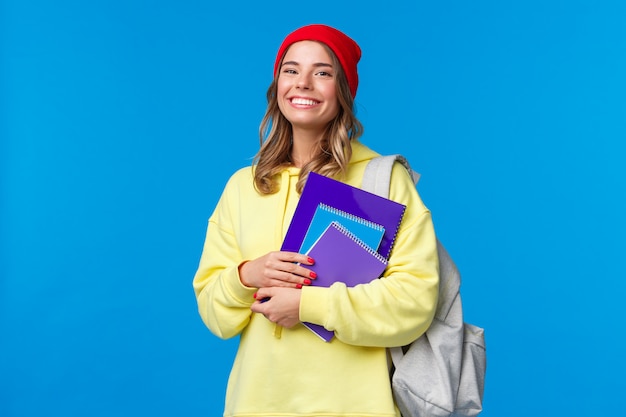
[239,251,316,289]
[250,287,302,328]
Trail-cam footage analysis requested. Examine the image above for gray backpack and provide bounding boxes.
[362,155,486,417]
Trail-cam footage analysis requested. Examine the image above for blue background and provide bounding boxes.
[2,1,625,416]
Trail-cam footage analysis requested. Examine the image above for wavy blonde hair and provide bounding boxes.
[253,43,364,195]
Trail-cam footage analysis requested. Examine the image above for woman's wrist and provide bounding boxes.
[238,261,254,288]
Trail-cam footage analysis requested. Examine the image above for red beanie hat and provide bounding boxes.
[273,24,361,98]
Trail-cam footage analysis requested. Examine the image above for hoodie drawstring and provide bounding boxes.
[271,170,294,339]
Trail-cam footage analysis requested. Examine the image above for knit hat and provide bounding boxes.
[273,24,361,98]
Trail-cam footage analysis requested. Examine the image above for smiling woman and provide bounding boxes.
[191,24,440,417]
[276,41,340,140]
[253,25,364,196]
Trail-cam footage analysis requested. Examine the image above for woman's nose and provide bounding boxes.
[296,74,312,90]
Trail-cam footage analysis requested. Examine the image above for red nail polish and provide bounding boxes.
[253,293,257,299]
[304,278,312,285]
[296,284,303,289]
[309,271,317,279]
[307,257,315,264]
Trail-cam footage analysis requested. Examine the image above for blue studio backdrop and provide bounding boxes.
[2,1,625,416]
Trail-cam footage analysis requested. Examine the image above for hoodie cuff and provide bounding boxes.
[226,263,257,303]
[299,286,330,327]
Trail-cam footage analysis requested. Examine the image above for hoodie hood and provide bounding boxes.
[348,140,380,166]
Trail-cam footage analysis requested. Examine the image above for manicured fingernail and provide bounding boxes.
[253,293,257,299]
[307,257,315,264]
[304,278,312,285]
[296,284,303,289]
[309,271,317,279]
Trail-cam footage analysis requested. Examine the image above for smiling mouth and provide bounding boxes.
[290,98,319,106]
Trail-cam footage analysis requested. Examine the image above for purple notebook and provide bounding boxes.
[282,172,406,259]
[302,221,388,342]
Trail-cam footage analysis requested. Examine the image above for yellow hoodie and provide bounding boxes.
[193,141,439,417]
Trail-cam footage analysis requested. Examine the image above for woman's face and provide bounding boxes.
[276,41,340,135]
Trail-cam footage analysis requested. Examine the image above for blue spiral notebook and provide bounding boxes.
[302,221,388,342]
[299,203,385,254]
[282,172,406,260]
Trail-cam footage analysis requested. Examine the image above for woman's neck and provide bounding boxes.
[290,145,315,168]
[290,130,323,168]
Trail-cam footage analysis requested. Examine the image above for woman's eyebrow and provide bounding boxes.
[281,61,333,68]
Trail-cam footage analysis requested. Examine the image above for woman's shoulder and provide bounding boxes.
[229,165,254,180]
[218,166,256,196]
[351,143,429,213]
[350,140,380,164]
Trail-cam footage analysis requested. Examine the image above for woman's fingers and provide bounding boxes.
[264,252,315,286]
[240,251,316,289]
[251,287,302,328]
[263,262,316,288]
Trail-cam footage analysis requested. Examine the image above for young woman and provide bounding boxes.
[193,24,439,417]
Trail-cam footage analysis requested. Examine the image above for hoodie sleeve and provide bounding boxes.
[192,175,257,340]
[299,162,440,347]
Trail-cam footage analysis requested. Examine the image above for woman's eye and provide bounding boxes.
[283,69,297,75]
[317,71,332,77]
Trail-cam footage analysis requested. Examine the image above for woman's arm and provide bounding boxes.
[193,218,256,339]
[193,172,317,338]
[299,163,440,347]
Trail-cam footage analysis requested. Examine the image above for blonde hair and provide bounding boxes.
[253,43,363,195]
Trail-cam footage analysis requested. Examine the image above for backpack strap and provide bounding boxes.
[361,154,424,366]
[361,154,420,197]
[364,155,486,417]
[362,154,461,362]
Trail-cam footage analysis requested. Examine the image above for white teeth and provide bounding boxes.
[291,98,317,106]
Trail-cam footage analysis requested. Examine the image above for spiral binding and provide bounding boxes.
[329,221,388,265]
[383,204,406,260]
[318,203,384,231]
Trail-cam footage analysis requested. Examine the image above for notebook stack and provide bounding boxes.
[281,172,406,341]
